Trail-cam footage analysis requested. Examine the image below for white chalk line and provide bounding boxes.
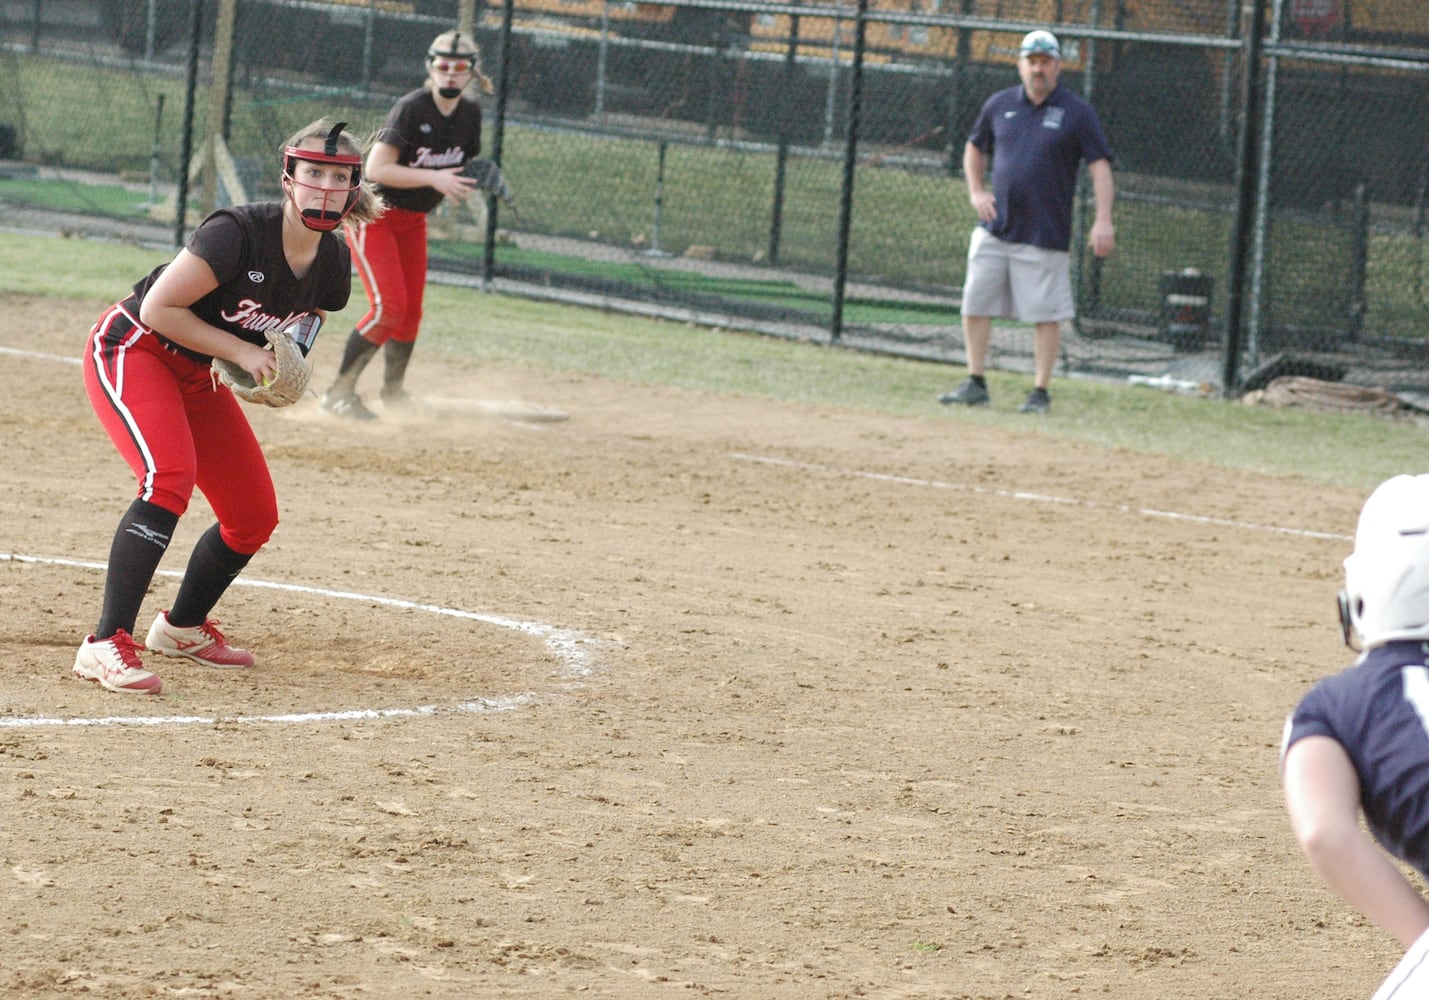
[729,453,1352,542]
[0,553,600,729]
[1,344,82,364]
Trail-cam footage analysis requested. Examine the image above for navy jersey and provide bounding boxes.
[374,87,483,215]
[1283,641,1429,878]
[967,84,1113,252]
[129,202,350,361]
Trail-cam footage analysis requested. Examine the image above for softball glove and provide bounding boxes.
[463,158,518,213]
[211,324,311,408]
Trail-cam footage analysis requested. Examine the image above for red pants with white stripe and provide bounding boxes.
[345,206,428,347]
[83,305,278,555]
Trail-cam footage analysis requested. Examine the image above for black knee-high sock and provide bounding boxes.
[96,498,179,640]
[382,340,416,396]
[326,329,380,396]
[167,524,253,628]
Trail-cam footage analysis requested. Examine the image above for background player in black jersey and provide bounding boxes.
[1282,473,1429,998]
[76,120,384,694]
[320,28,493,419]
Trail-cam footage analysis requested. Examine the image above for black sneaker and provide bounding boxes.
[1019,388,1051,414]
[320,391,378,421]
[937,378,990,406]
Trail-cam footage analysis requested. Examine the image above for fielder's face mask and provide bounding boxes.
[283,121,363,232]
[428,32,478,99]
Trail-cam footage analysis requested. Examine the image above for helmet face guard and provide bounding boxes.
[1337,589,1359,651]
[428,30,478,99]
[283,121,363,232]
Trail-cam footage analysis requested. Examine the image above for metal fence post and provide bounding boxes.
[705,34,723,142]
[823,14,842,149]
[643,140,673,258]
[1070,0,1104,345]
[945,0,973,177]
[596,1,610,122]
[146,0,157,62]
[361,0,376,92]
[1245,0,1285,365]
[1349,179,1370,341]
[769,2,802,267]
[174,0,203,248]
[1220,0,1269,394]
[483,0,516,286]
[830,0,868,344]
[147,94,165,209]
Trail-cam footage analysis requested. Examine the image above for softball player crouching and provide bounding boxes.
[75,119,384,694]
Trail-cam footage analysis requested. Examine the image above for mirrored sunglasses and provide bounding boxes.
[431,58,474,74]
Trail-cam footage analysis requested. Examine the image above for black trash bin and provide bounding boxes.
[1159,269,1213,352]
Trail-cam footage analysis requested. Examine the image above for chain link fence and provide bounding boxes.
[2,0,1427,397]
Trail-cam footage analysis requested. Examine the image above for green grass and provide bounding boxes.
[1,230,1422,495]
[0,177,158,218]
[0,233,173,300]
[431,239,955,325]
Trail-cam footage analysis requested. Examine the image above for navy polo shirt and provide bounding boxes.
[1283,641,1429,880]
[967,84,1113,252]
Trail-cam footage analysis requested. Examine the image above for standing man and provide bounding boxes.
[938,29,1115,414]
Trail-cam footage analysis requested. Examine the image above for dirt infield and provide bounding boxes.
[0,293,1396,998]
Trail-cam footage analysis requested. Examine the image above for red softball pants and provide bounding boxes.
[83,304,278,555]
[346,206,429,346]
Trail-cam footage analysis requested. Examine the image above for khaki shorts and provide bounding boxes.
[961,227,1075,323]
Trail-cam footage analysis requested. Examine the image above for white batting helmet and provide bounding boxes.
[1339,474,1429,648]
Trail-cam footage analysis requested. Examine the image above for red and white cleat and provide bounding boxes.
[145,611,256,669]
[73,630,164,695]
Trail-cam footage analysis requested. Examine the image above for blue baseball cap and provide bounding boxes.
[1019,30,1061,58]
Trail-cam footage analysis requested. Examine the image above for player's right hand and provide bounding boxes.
[432,166,478,202]
[244,341,277,386]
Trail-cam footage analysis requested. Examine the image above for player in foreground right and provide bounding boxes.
[1282,473,1429,999]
